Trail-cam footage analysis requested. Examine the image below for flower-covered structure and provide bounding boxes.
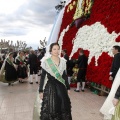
[55,0,120,89]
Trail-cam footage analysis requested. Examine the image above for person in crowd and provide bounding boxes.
[112,85,120,120]
[0,52,18,85]
[15,51,28,83]
[109,45,120,81]
[0,57,2,69]
[37,50,44,76]
[62,49,72,84]
[13,52,17,59]
[2,53,7,61]
[37,43,72,120]
[24,51,29,63]
[28,50,38,84]
[24,51,30,76]
[67,59,75,84]
[74,49,88,92]
[62,49,69,68]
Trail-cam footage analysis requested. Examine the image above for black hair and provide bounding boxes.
[19,51,25,55]
[113,45,120,52]
[62,49,67,53]
[49,43,60,53]
[79,49,84,54]
[9,52,13,56]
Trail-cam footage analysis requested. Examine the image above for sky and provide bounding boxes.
[0,0,60,49]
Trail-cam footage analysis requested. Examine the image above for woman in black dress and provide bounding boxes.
[0,57,2,69]
[15,51,28,83]
[0,52,18,85]
[38,43,72,120]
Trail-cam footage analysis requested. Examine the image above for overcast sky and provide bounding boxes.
[0,0,60,49]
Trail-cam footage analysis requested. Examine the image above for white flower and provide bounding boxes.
[58,22,120,65]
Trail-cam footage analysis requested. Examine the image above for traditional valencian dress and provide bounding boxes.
[0,57,17,83]
[100,68,120,120]
[33,57,72,120]
[15,56,28,81]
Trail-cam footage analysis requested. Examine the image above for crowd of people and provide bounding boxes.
[0,49,45,85]
[0,45,88,91]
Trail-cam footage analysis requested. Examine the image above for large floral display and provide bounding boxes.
[58,0,120,88]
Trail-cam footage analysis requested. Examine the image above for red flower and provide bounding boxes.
[20,62,24,65]
[115,35,120,42]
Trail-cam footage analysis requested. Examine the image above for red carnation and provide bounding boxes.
[115,35,120,42]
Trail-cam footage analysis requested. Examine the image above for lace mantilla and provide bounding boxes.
[41,57,66,77]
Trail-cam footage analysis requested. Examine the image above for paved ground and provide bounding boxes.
[0,76,106,120]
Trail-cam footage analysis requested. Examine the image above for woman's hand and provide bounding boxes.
[109,76,113,81]
[112,98,119,106]
[40,93,43,99]
[68,90,70,95]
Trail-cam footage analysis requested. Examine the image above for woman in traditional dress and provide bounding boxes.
[0,52,18,85]
[15,51,28,83]
[100,68,120,120]
[37,50,44,76]
[33,43,72,120]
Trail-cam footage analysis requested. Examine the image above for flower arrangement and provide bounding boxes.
[58,0,120,88]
